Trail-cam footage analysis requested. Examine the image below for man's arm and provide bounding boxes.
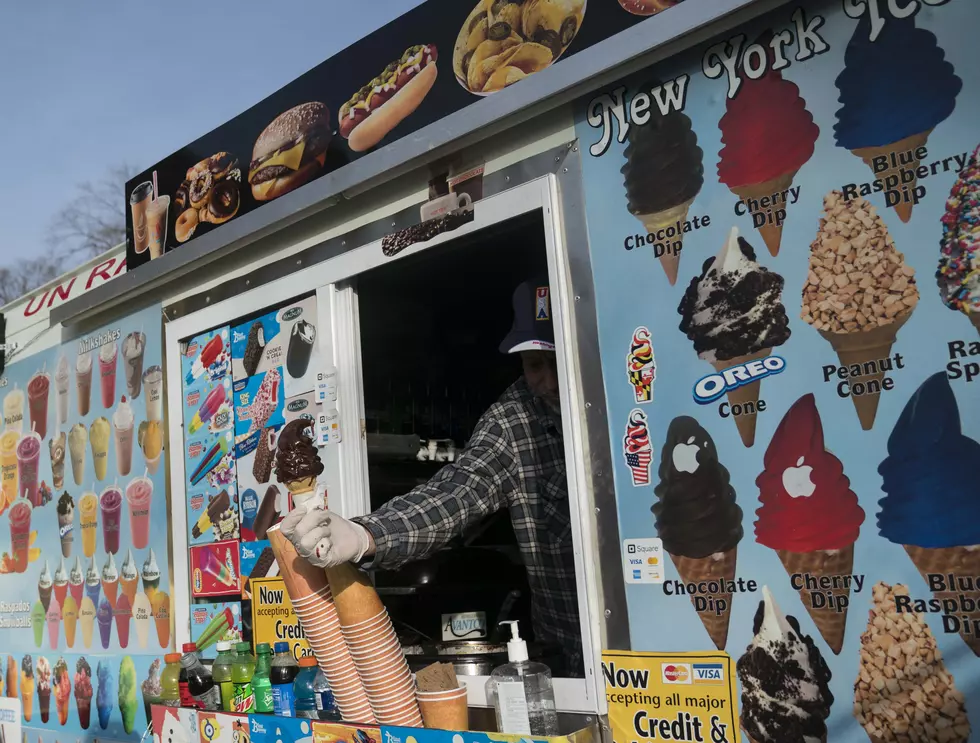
[354,414,516,570]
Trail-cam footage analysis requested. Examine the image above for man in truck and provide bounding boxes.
[281,277,582,676]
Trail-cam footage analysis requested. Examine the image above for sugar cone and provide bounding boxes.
[776,545,854,654]
[637,198,695,286]
[851,130,931,223]
[710,348,771,447]
[904,544,980,657]
[325,562,384,625]
[729,170,798,256]
[667,547,737,649]
[817,311,912,431]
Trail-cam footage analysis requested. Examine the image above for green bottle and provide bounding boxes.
[253,643,274,713]
[231,642,256,713]
[212,642,236,712]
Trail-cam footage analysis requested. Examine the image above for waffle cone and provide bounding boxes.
[667,547,737,649]
[729,170,798,256]
[776,545,854,654]
[817,311,912,430]
[268,524,332,599]
[326,562,384,625]
[711,348,772,447]
[904,544,980,657]
[851,130,931,223]
[637,197,695,285]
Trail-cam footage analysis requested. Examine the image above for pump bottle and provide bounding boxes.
[485,620,559,735]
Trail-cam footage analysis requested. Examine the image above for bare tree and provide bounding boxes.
[46,164,135,261]
[0,253,63,306]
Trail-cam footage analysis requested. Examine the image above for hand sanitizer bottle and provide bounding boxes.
[485,620,559,735]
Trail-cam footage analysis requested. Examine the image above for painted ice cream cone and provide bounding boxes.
[938,143,980,333]
[710,349,770,448]
[718,41,818,257]
[678,226,790,447]
[654,417,742,649]
[756,394,865,654]
[622,91,703,286]
[152,591,171,648]
[119,549,139,606]
[728,171,797,257]
[737,587,833,742]
[835,8,960,223]
[802,192,918,431]
[101,553,119,611]
[878,373,980,659]
[855,583,970,741]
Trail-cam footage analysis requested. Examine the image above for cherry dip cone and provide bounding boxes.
[777,546,854,655]
[729,171,798,257]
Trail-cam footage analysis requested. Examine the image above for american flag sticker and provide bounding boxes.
[536,287,550,320]
[623,408,653,486]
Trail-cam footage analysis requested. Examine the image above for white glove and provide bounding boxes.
[280,507,371,568]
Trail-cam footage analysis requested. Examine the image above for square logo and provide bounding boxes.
[627,544,636,554]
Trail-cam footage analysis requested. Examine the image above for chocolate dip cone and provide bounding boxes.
[729,170,797,257]
[668,547,737,650]
[710,348,771,448]
[851,130,931,223]
[777,545,854,655]
[325,562,384,625]
[817,311,912,431]
[904,544,980,657]
[638,198,695,286]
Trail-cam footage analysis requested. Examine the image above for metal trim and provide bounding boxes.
[556,145,629,651]
[163,146,570,319]
[51,0,782,329]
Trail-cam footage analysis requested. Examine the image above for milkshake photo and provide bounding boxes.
[125,475,153,550]
[49,430,66,490]
[143,365,163,422]
[76,351,93,417]
[122,331,146,398]
[0,429,19,508]
[89,416,110,482]
[98,342,117,410]
[113,397,135,477]
[99,485,122,555]
[55,355,70,425]
[129,181,153,255]
[3,385,24,432]
[27,370,49,440]
[79,491,98,559]
[68,423,87,486]
[16,431,41,507]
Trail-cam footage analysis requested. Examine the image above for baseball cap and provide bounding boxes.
[499,278,556,354]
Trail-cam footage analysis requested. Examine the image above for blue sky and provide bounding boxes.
[0,0,424,268]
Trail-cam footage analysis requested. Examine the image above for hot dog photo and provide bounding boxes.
[339,44,439,153]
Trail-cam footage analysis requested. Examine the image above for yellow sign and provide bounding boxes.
[602,651,739,743]
[250,576,313,660]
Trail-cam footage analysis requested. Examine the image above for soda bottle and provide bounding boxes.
[231,641,257,713]
[212,641,236,712]
[270,642,299,717]
[253,643,274,713]
[161,654,182,707]
[293,657,319,719]
[182,646,221,711]
[313,669,340,722]
[178,643,197,708]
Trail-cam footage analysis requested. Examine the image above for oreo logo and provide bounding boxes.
[693,355,786,404]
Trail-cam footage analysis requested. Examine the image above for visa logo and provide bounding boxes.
[629,558,642,565]
[693,663,725,684]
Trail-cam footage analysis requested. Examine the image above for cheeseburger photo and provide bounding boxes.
[339,44,438,153]
[249,102,332,201]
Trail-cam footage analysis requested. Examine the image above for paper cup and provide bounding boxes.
[356,653,409,675]
[340,610,390,632]
[389,712,424,727]
[419,692,468,731]
[349,635,402,657]
[362,671,414,692]
[417,686,468,700]
[369,686,418,709]
[326,562,385,624]
[268,526,332,598]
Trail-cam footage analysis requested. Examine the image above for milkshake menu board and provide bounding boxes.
[0,303,172,741]
[122,0,692,271]
[575,2,980,741]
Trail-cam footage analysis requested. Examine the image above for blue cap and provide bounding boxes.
[499,277,556,354]
[274,641,289,653]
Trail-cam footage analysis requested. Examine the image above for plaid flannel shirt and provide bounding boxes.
[354,377,582,675]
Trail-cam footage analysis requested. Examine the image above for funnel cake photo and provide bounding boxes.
[938,143,980,335]
[801,191,918,431]
[276,418,324,497]
[677,226,790,446]
[755,394,865,654]
[653,416,742,649]
[622,94,704,284]
[718,43,818,257]
[835,7,960,222]
[877,373,980,657]
[736,587,833,743]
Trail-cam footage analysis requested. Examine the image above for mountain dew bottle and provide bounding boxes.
[253,643,274,713]
[231,642,256,713]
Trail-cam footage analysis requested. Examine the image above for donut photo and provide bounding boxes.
[453,0,587,95]
[173,152,242,243]
[617,0,678,16]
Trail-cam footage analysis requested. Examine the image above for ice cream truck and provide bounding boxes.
[3,0,979,741]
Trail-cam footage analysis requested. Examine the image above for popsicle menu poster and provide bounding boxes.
[576,2,980,741]
[0,303,171,740]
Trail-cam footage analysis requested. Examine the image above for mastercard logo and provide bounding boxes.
[663,664,690,683]
[647,557,659,565]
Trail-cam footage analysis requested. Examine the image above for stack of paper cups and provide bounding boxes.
[267,526,375,723]
[328,563,422,726]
